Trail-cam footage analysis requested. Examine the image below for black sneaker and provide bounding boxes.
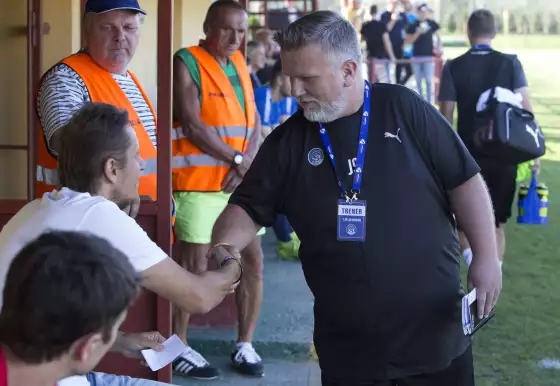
[231,343,264,377]
[172,347,219,380]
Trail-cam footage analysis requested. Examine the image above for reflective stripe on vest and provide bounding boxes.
[35,53,158,200]
[171,46,256,192]
[171,125,253,141]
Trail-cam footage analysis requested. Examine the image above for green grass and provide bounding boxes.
[443,36,560,385]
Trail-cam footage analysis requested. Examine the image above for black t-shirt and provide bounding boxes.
[361,20,388,59]
[230,83,479,381]
[438,48,528,158]
[380,11,408,51]
[406,19,440,56]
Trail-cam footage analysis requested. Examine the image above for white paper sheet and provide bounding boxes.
[141,334,187,371]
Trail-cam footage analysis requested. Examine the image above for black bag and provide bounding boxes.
[473,87,546,164]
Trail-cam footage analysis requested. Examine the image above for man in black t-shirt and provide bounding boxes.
[405,3,441,102]
[439,9,537,269]
[361,5,396,83]
[380,0,411,85]
[209,11,502,385]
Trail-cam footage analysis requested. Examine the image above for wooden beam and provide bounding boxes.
[155,0,173,381]
[26,0,42,201]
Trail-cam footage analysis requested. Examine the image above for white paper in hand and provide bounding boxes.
[141,334,187,371]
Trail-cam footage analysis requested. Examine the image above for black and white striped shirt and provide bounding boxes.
[37,64,157,154]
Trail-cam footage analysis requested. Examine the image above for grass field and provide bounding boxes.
[443,35,560,385]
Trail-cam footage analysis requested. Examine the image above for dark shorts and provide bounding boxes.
[476,158,517,226]
[321,345,474,386]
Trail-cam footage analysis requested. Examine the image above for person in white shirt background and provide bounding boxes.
[0,103,242,386]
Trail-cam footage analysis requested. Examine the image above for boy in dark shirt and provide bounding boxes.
[405,3,441,102]
[361,5,396,83]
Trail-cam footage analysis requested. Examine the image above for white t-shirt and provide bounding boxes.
[0,188,168,386]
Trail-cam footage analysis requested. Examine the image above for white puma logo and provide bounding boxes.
[384,128,402,143]
[526,125,540,148]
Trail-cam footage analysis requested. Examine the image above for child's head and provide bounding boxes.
[0,231,139,375]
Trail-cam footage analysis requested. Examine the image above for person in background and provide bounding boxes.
[254,60,300,260]
[405,3,442,103]
[438,9,536,268]
[0,103,241,386]
[246,41,267,88]
[268,0,302,30]
[209,10,501,386]
[254,28,280,85]
[399,0,418,85]
[361,4,396,83]
[0,231,143,386]
[347,0,366,36]
[172,0,265,378]
[36,0,156,217]
[380,0,408,84]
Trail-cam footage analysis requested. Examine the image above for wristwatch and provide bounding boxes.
[232,151,244,167]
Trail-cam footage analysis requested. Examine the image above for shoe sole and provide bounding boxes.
[230,363,265,377]
[172,370,219,380]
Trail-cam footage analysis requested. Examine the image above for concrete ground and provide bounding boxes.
[175,231,319,385]
[172,357,320,386]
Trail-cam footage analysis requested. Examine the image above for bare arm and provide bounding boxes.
[439,101,455,124]
[212,204,261,252]
[515,87,533,112]
[245,109,263,160]
[449,174,501,317]
[140,257,240,314]
[173,55,237,164]
[382,32,396,61]
[404,30,423,45]
[434,31,442,52]
[448,174,497,262]
[386,17,397,32]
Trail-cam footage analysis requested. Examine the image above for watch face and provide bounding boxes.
[234,154,243,165]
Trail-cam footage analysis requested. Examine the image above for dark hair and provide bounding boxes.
[246,40,263,64]
[0,231,139,364]
[58,102,132,194]
[203,0,246,34]
[467,9,497,38]
[369,5,378,16]
[269,59,284,86]
[274,10,361,65]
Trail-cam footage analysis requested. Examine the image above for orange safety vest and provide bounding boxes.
[35,52,158,200]
[171,46,256,192]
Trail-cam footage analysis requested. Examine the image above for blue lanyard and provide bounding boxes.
[472,44,491,50]
[318,81,371,201]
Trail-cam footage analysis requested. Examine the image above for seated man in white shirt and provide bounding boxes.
[0,231,142,386]
[0,102,242,386]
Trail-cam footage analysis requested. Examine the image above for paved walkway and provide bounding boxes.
[177,231,319,384]
[188,231,314,356]
[173,357,320,386]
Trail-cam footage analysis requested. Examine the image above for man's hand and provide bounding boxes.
[113,331,165,360]
[121,196,141,218]
[531,158,541,175]
[121,196,152,218]
[206,244,242,293]
[233,155,253,179]
[467,256,502,319]
[206,243,242,267]
[222,168,243,193]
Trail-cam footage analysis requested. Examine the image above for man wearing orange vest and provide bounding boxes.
[171,0,265,380]
[36,0,157,217]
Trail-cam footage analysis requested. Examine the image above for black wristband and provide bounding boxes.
[221,256,243,284]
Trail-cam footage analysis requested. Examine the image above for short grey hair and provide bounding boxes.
[274,10,362,65]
